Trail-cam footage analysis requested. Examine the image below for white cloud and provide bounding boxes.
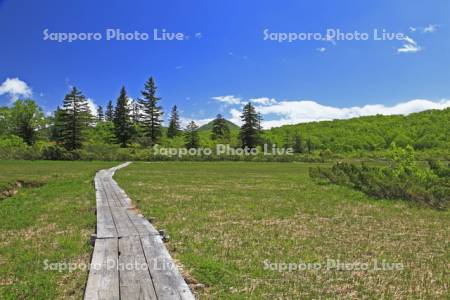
[397,36,421,53]
[180,117,213,128]
[422,24,438,33]
[228,52,248,60]
[249,97,277,105]
[86,98,98,116]
[316,47,327,52]
[211,95,241,105]
[403,36,416,45]
[0,78,32,101]
[253,99,450,128]
[409,24,437,34]
[397,43,421,53]
[195,32,202,39]
[229,108,242,126]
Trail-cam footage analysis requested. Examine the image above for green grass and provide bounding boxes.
[0,160,115,299]
[115,162,450,299]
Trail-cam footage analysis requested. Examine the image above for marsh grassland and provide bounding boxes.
[116,162,449,299]
[0,161,114,299]
[0,161,448,299]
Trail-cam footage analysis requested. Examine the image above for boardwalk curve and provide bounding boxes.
[84,162,194,300]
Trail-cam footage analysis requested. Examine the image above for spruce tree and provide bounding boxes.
[113,87,133,147]
[105,100,114,121]
[211,114,230,142]
[239,102,260,148]
[60,87,91,150]
[131,100,141,123]
[167,105,181,138]
[97,105,104,122]
[184,121,200,149]
[139,77,163,146]
[256,112,263,133]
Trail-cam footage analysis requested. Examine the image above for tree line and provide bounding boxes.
[1,76,448,160]
[0,76,264,152]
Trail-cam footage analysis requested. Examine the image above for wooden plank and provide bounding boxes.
[96,205,117,238]
[100,179,138,237]
[141,235,194,300]
[126,210,159,237]
[95,174,118,238]
[110,206,139,237]
[110,179,133,207]
[119,236,158,300]
[109,180,133,208]
[102,180,122,208]
[84,238,120,300]
[87,162,194,300]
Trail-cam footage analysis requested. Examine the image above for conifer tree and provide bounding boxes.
[113,87,133,147]
[60,87,91,150]
[211,114,230,142]
[97,105,104,122]
[184,121,200,149]
[256,112,263,133]
[131,100,141,123]
[167,105,181,138]
[139,77,163,146]
[239,102,261,148]
[105,100,114,121]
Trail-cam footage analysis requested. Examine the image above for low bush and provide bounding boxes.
[309,145,449,209]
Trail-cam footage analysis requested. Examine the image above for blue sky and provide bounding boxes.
[1,0,449,127]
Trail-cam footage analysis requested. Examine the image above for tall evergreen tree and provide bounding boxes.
[60,87,91,150]
[184,121,200,149]
[131,100,141,124]
[105,100,114,121]
[211,114,230,142]
[256,112,263,133]
[167,105,181,138]
[139,77,163,146]
[97,105,104,122]
[239,102,261,148]
[113,87,133,147]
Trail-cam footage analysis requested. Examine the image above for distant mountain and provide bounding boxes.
[198,119,240,132]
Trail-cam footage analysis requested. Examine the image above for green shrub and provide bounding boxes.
[309,146,449,209]
[42,144,72,160]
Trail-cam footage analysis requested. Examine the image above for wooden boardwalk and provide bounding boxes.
[84,163,194,300]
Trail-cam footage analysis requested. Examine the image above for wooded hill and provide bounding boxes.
[198,119,240,132]
[262,108,449,154]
